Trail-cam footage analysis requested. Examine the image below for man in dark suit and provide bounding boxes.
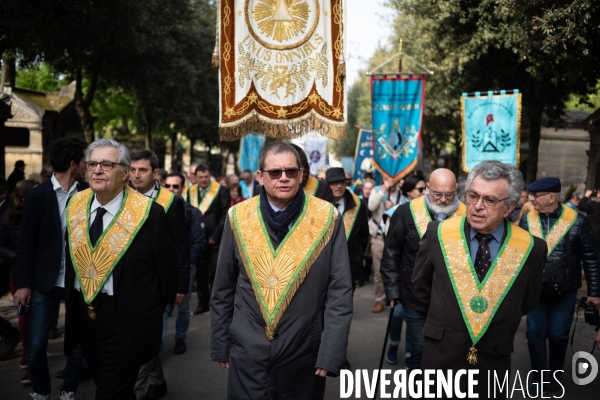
[13,137,88,399]
[290,144,335,203]
[326,167,369,288]
[130,149,190,399]
[63,139,176,399]
[188,164,230,314]
[413,160,547,398]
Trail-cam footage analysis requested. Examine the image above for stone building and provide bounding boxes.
[534,110,591,195]
[0,82,83,180]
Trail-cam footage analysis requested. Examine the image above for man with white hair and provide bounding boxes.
[381,168,465,369]
[413,160,547,397]
[63,140,176,399]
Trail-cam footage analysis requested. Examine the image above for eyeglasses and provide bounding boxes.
[262,168,301,179]
[165,184,180,189]
[529,192,551,200]
[415,186,427,193]
[86,161,126,171]
[466,190,508,208]
[430,190,456,200]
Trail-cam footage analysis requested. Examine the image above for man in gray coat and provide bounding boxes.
[210,142,353,399]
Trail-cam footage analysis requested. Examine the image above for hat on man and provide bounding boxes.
[528,177,561,193]
[325,168,348,183]
[14,160,26,168]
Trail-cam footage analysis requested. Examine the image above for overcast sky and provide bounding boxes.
[345,0,394,86]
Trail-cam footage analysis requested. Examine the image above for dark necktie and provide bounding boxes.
[89,207,107,246]
[474,233,492,282]
[335,202,340,210]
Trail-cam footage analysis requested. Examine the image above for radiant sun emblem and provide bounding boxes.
[253,0,311,43]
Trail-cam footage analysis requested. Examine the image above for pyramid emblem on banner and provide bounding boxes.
[272,0,294,21]
[482,142,499,152]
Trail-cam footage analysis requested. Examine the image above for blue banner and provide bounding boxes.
[371,76,426,182]
[461,91,521,172]
[238,132,265,173]
[352,127,382,185]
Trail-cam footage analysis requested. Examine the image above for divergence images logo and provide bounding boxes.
[572,351,598,385]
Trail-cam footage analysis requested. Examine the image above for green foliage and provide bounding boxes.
[15,63,66,92]
[565,81,600,112]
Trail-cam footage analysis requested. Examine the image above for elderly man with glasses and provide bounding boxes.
[210,142,353,399]
[381,168,465,368]
[63,140,176,399]
[412,160,548,398]
[519,177,600,395]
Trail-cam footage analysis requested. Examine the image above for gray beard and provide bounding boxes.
[428,202,456,216]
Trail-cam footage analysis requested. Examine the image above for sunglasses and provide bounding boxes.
[415,186,426,193]
[262,168,301,179]
[164,184,180,189]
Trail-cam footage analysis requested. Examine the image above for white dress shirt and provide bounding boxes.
[335,197,346,215]
[52,174,79,288]
[74,190,124,295]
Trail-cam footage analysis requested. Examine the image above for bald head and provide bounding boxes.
[428,168,457,206]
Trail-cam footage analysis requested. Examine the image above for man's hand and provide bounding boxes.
[390,299,400,308]
[209,238,216,246]
[174,294,186,305]
[13,288,31,306]
[382,178,394,192]
[219,361,229,369]
[315,368,328,377]
[585,190,593,198]
[587,296,600,310]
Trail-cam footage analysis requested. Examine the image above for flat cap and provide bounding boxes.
[528,177,561,193]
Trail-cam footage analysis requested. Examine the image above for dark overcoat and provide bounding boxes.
[210,202,353,400]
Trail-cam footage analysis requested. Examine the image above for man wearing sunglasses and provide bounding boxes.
[326,167,369,290]
[211,142,353,399]
[520,177,600,395]
[413,160,547,397]
[188,164,230,315]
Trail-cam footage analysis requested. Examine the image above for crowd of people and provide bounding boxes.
[0,137,599,399]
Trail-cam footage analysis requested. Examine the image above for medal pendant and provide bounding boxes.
[467,345,478,365]
[87,305,97,320]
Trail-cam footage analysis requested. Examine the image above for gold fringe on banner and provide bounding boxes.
[337,54,346,77]
[220,111,347,142]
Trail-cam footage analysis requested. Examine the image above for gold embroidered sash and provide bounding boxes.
[190,181,221,214]
[527,205,577,256]
[410,196,466,238]
[343,190,361,241]
[230,195,336,340]
[67,187,152,304]
[438,217,532,346]
[154,187,174,213]
[304,175,319,196]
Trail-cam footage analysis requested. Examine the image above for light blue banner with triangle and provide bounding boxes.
[461,91,522,172]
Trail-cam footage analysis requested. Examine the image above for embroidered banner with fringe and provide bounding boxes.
[216,0,347,141]
[229,194,336,340]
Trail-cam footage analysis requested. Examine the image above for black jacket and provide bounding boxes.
[579,197,600,249]
[15,179,89,292]
[342,190,369,282]
[164,195,190,295]
[65,200,176,365]
[7,169,25,192]
[183,200,206,265]
[314,180,335,204]
[520,205,600,297]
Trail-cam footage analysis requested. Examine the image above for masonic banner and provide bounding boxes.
[352,127,381,184]
[371,74,426,182]
[461,90,521,172]
[238,132,265,173]
[216,0,347,141]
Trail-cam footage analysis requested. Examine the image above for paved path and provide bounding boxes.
[1,282,599,399]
